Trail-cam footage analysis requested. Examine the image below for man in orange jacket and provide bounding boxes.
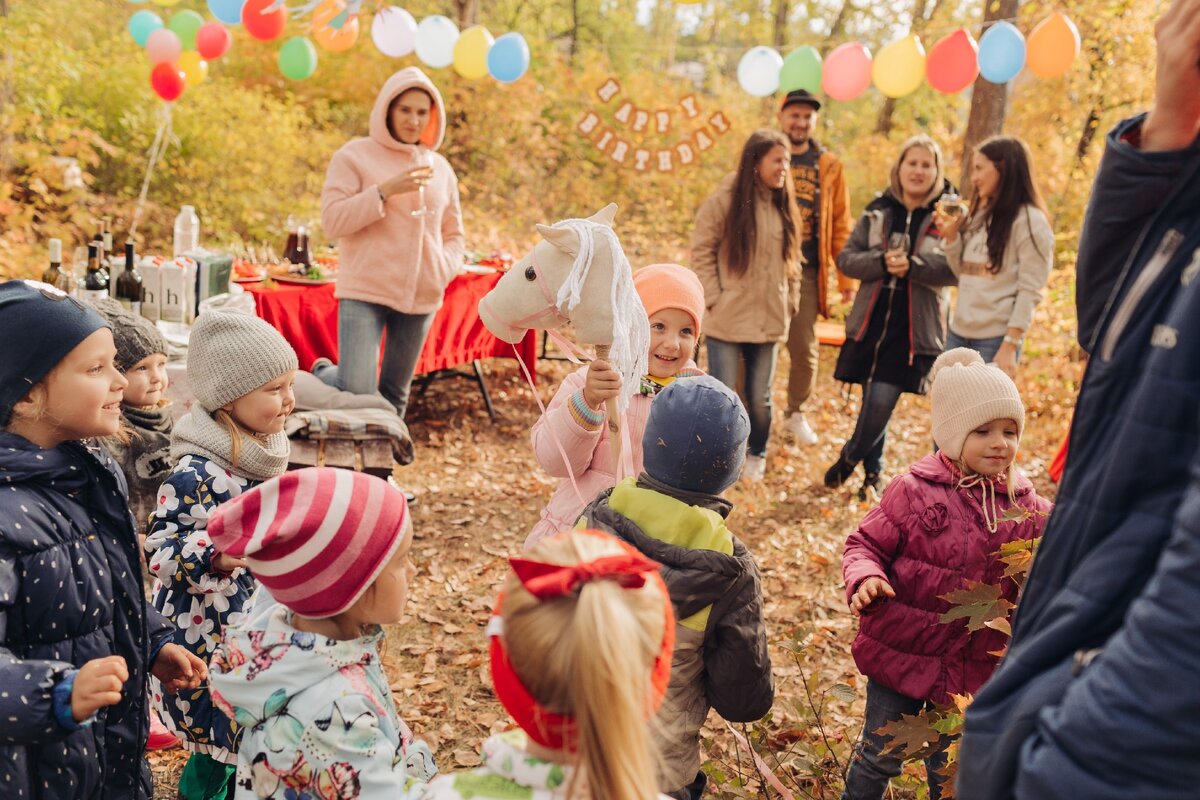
[777,89,855,446]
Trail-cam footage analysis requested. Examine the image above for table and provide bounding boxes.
[242,272,536,418]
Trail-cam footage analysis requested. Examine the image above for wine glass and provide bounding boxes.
[885,232,910,286]
[410,149,431,218]
[936,192,968,223]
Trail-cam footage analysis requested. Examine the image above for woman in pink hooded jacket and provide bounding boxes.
[840,348,1052,800]
[314,67,466,420]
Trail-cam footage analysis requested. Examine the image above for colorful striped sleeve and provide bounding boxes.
[568,390,605,431]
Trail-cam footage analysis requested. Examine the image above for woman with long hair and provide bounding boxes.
[690,128,803,481]
[938,135,1054,377]
[824,136,958,498]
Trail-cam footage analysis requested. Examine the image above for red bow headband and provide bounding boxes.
[489,530,675,751]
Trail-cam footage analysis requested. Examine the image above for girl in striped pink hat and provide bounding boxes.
[207,467,437,799]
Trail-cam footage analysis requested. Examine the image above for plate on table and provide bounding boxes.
[232,273,265,284]
[273,274,337,285]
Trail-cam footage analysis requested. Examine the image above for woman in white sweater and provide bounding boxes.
[938,136,1054,377]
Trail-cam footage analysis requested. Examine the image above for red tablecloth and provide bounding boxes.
[242,272,536,381]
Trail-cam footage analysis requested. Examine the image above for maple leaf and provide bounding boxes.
[876,711,942,759]
[939,581,1015,632]
[997,536,1041,591]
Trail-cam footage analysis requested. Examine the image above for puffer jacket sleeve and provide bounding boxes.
[1011,436,1200,799]
[836,211,887,283]
[321,148,386,241]
[703,551,773,722]
[689,181,732,309]
[145,467,242,595]
[843,478,908,603]
[909,227,958,288]
[529,367,604,479]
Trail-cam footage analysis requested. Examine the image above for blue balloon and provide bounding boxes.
[487,32,530,84]
[978,21,1026,83]
[128,10,164,47]
[207,0,246,26]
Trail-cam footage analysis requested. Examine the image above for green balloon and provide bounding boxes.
[780,46,823,93]
[167,9,204,51]
[279,37,318,81]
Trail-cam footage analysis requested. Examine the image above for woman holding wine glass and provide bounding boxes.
[824,135,959,498]
[316,66,465,421]
[937,135,1054,378]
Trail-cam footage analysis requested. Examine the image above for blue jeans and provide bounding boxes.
[839,381,903,476]
[705,337,778,458]
[312,299,435,420]
[945,331,1023,365]
[842,681,950,800]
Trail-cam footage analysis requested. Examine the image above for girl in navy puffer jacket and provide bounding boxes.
[840,349,1051,800]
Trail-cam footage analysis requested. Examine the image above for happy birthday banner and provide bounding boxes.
[736,11,1081,99]
[577,78,733,174]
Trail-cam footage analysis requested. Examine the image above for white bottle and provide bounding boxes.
[173,205,200,258]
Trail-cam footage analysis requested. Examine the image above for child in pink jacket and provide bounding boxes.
[840,348,1052,800]
[525,264,706,549]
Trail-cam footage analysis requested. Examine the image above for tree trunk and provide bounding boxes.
[568,0,578,65]
[452,0,478,30]
[875,0,943,135]
[773,0,790,49]
[822,0,855,53]
[960,0,1020,189]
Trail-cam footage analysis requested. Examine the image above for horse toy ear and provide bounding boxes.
[535,224,579,257]
[587,203,618,227]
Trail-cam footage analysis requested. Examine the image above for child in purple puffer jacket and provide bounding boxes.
[840,348,1052,800]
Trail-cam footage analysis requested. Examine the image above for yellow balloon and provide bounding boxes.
[452,25,494,80]
[179,51,208,86]
[151,0,182,6]
[873,34,926,98]
[1026,12,1080,78]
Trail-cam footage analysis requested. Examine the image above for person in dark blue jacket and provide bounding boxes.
[957,1,1200,796]
[0,280,206,799]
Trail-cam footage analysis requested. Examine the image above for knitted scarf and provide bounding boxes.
[108,403,175,533]
[171,406,290,483]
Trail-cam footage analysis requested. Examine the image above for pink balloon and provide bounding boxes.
[145,28,182,65]
[822,42,873,101]
[927,28,979,94]
[196,22,232,60]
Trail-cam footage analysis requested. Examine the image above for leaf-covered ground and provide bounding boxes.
[150,274,1076,798]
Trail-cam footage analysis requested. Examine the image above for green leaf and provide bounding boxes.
[939,581,1015,632]
[830,683,858,704]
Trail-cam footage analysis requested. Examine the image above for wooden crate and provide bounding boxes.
[287,438,394,478]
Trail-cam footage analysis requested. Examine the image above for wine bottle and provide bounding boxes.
[41,238,73,293]
[82,243,109,302]
[115,241,143,314]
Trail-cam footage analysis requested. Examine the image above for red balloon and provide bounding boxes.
[926,28,979,94]
[150,62,186,102]
[242,0,287,41]
[196,22,232,60]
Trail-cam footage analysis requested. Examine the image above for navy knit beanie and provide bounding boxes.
[0,279,109,425]
[641,374,750,495]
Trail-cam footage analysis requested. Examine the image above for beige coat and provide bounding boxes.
[690,173,800,344]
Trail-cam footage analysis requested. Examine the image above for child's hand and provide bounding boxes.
[72,655,128,722]
[212,551,249,574]
[582,359,621,410]
[153,644,208,695]
[850,577,895,616]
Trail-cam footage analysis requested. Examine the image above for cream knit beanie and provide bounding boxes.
[930,348,1025,460]
[187,309,298,412]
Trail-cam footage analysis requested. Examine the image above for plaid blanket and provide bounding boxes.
[285,408,414,465]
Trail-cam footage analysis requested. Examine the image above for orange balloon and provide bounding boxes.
[311,0,360,52]
[1026,12,1080,78]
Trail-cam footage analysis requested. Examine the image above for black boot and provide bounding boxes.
[858,471,883,501]
[824,457,856,488]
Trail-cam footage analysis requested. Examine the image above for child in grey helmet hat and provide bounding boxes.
[145,309,299,799]
[578,374,774,800]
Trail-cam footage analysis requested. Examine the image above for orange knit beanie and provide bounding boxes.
[633,263,706,333]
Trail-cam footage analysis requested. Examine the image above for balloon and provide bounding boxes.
[415,15,460,69]
[150,62,185,101]
[312,0,360,52]
[128,10,164,47]
[822,42,872,101]
[242,0,286,41]
[453,25,494,80]
[487,32,529,83]
[779,46,822,93]
[371,6,418,57]
[926,28,978,94]
[145,28,182,65]
[278,36,318,80]
[196,22,232,60]
[872,34,925,98]
[178,51,208,86]
[977,21,1025,83]
[1026,12,1080,78]
[737,46,783,97]
[207,0,245,25]
[167,10,204,51]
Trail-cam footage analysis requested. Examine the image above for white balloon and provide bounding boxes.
[371,6,418,58]
[415,15,459,69]
[737,46,783,97]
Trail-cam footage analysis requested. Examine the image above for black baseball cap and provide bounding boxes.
[780,89,822,111]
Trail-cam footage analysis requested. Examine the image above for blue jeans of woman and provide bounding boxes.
[839,381,903,476]
[842,680,950,800]
[945,331,1023,364]
[312,299,435,420]
[705,337,778,458]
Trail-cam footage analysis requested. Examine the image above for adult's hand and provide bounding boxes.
[1141,0,1200,152]
[994,342,1019,379]
[885,251,910,279]
[935,210,964,243]
[379,165,435,200]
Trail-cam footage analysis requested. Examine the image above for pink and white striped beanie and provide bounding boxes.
[208,467,410,619]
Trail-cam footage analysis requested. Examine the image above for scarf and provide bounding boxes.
[171,406,290,483]
[108,403,175,533]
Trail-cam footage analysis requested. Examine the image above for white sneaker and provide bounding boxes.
[742,454,766,482]
[784,412,819,446]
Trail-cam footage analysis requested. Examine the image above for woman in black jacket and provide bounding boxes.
[824,135,958,498]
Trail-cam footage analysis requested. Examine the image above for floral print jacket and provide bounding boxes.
[146,454,259,762]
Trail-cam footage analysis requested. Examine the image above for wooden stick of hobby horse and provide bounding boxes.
[594,344,622,469]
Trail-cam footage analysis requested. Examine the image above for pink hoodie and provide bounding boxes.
[321,67,466,315]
